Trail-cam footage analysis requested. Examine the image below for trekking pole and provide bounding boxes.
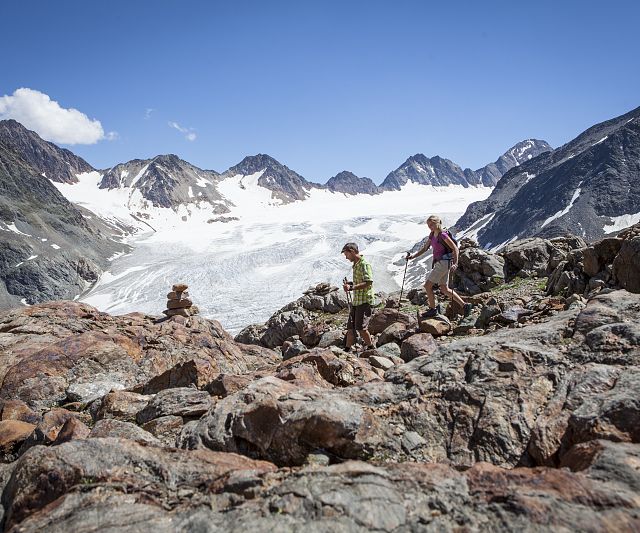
[343,276,356,348]
[397,252,410,319]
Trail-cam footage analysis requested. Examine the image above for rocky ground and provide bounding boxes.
[0,231,639,531]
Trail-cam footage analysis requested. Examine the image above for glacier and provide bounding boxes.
[64,176,491,333]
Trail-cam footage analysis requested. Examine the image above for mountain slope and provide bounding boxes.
[456,106,640,247]
[100,154,229,213]
[380,139,551,190]
[474,139,552,186]
[325,171,380,195]
[222,154,318,203]
[0,119,94,183]
[0,142,126,308]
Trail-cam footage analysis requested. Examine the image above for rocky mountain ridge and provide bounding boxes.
[0,138,127,310]
[456,106,640,246]
[380,139,551,190]
[0,119,93,184]
[100,154,230,212]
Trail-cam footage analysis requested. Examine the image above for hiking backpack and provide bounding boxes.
[436,229,458,254]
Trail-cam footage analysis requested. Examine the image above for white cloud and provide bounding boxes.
[168,120,197,141]
[145,108,155,120]
[0,88,114,145]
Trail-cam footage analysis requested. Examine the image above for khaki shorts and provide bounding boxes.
[347,303,372,331]
[426,260,451,287]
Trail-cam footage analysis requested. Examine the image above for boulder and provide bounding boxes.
[613,237,640,293]
[400,333,438,362]
[584,238,622,277]
[136,388,214,425]
[418,317,451,336]
[136,358,219,394]
[179,377,379,467]
[0,400,40,424]
[453,247,505,294]
[368,309,416,335]
[282,339,309,360]
[376,342,402,360]
[234,323,267,346]
[206,373,262,398]
[141,415,184,447]
[377,323,408,346]
[260,311,307,348]
[94,391,152,422]
[368,356,394,371]
[317,329,344,348]
[52,417,91,445]
[66,381,125,404]
[276,349,378,387]
[89,419,161,445]
[0,420,35,460]
[500,238,551,279]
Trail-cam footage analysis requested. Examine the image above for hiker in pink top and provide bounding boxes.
[407,215,472,318]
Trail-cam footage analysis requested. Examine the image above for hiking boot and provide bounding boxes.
[463,303,473,317]
[421,307,438,319]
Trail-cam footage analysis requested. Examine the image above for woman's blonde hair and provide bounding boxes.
[427,215,443,232]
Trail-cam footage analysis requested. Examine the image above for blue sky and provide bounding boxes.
[1,0,638,183]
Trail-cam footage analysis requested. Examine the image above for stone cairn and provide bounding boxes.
[163,283,199,317]
[303,282,336,296]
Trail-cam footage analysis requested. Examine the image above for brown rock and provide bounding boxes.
[377,323,408,346]
[167,298,193,310]
[53,417,91,444]
[400,333,438,362]
[94,391,151,422]
[0,420,35,458]
[368,356,394,370]
[368,309,417,335]
[166,291,189,300]
[0,399,40,424]
[418,318,451,336]
[137,358,219,394]
[172,283,189,292]
[276,348,379,387]
[206,374,255,397]
[275,364,335,389]
[28,408,78,446]
[136,388,214,424]
[162,308,191,317]
[89,419,161,445]
[141,415,184,447]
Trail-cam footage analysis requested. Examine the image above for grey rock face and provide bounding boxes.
[325,171,380,195]
[0,119,93,184]
[381,139,551,190]
[500,237,553,279]
[100,154,228,212]
[0,139,126,308]
[475,139,552,186]
[5,441,640,532]
[547,223,640,298]
[457,106,640,246]
[224,154,317,203]
[89,419,161,445]
[452,242,505,294]
[136,388,214,424]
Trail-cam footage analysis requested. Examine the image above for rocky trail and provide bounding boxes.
[0,226,638,531]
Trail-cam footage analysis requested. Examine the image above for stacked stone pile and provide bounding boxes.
[162,283,199,317]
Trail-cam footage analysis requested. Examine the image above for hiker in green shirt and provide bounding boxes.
[341,242,375,351]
